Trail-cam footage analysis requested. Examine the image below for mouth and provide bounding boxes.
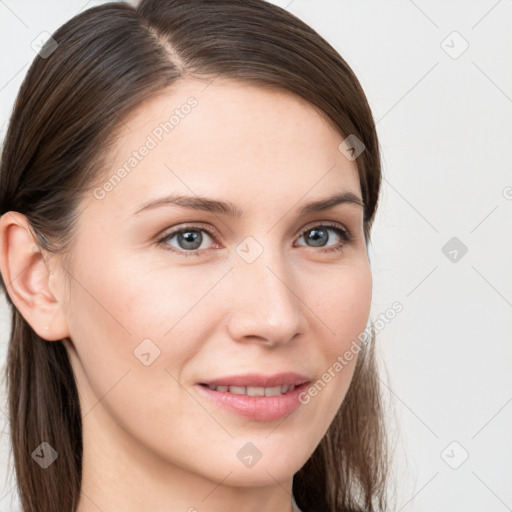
[198,382,303,396]
[197,371,311,389]
[195,379,312,422]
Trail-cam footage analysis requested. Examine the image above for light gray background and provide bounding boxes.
[1,1,511,511]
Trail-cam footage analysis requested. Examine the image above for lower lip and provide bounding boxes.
[195,382,310,422]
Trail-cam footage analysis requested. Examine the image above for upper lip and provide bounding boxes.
[199,372,311,388]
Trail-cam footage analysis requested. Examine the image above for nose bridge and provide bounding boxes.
[227,235,302,343]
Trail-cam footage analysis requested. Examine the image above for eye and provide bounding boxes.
[295,223,352,253]
[157,222,352,256]
[157,224,217,257]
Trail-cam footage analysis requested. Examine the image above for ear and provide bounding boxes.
[0,211,71,341]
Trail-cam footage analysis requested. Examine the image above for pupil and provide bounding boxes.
[180,230,202,250]
[307,228,327,247]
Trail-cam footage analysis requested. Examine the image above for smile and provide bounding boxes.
[202,384,296,396]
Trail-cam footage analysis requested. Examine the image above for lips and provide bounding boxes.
[198,372,311,388]
[195,380,311,421]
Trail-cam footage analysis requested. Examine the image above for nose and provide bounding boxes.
[225,247,304,347]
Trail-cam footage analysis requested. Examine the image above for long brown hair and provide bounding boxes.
[0,1,388,511]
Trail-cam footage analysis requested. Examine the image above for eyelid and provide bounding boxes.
[298,220,351,238]
[157,222,218,240]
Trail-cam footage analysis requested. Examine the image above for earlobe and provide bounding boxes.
[0,211,71,342]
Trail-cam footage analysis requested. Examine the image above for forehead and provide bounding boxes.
[90,78,361,218]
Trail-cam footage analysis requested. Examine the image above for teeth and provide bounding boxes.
[263,386,282,396]
[215,385,229,392]
[247,386,266,396]
[205,384,296,395]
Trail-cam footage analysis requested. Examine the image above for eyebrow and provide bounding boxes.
[132,191,364,217]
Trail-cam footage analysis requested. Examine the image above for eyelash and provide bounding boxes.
[156,222,353,257]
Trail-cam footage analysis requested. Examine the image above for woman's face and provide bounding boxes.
[56,78,372,490]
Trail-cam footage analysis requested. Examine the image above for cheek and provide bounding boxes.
[310,261,372,350]
[299,261,372,418]
[62,250,223,406]
[62,258,205,449]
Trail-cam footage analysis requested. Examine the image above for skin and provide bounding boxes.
[0,78,372,512]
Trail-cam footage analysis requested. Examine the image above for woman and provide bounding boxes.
[0,1,388,511]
